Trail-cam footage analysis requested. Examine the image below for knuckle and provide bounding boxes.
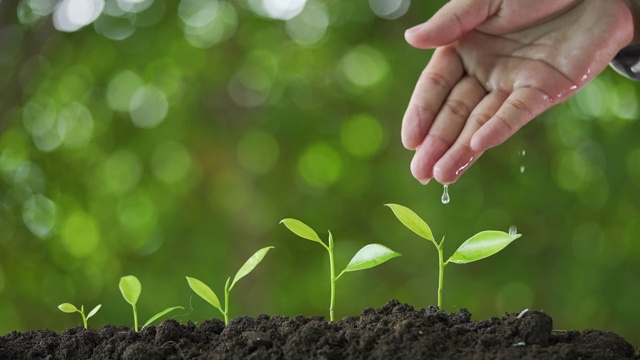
[443,99,472,119]
[420,71,450,91]
[408,102,436,123]
[506,97,533,117]
[494,114,514,132]
[470,112,492,128]
[426,132,453,148]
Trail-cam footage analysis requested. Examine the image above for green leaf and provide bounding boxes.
[280,218,324,244]
[186,276,222,312]
[87,304,102,319]
[230,246,274,290]
[447,231,521,264]
[385,204,434,242]
[142,306,184,329]
[337,244,401,279]
[119,275,142,305]
[58,303,79,313]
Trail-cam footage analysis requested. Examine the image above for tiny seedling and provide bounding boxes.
[280,218,401,321]
[57,303,101,329]
[386,203,521,309]
[119,275,184,332]
[186,246,274,325]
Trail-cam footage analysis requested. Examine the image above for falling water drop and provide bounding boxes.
[520,150,526,156]
[509,226,518,236]
[519,149,526,174]
[520,165,525,173]
[441,184,450,204]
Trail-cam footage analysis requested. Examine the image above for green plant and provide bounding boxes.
[386,203,521,309]
[119,275,184,332]
[57,303,101,329]
[280,218,401,321]
[186,246,274,325]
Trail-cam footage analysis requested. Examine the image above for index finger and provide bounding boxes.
[402,47,464,150]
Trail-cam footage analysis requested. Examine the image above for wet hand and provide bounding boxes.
[402,0,634,184]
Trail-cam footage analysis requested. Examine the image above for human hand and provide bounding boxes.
[402,0,635,184]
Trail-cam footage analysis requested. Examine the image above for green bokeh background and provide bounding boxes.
[1,0,640,346]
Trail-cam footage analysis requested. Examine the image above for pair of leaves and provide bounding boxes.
[186,246,274,314]
[385,204,521,264]
[58,303,102,328]
[58,303,102,319]
[119,275,184,329]
[280,218,401,277]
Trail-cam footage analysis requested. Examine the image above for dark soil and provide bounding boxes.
[1,300,637,359]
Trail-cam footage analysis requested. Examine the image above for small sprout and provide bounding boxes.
[280,218,401,321]
[187,246,274,325]
[57,303,101,329]
[386,203,521,309]
[119,275,184,332]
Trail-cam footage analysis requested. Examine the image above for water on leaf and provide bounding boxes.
[509,226,517,236]
[441,184,450,204]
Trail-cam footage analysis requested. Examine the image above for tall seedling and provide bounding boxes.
[280,218,401,321]
[386,203,521,309]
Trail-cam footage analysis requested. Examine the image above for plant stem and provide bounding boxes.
[224,288,230,325]
[80,306,88,329]
[437,238,446,310]
[133,304,139,332]
[328,232,336,322]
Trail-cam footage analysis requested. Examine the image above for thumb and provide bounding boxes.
[405,0,496,49]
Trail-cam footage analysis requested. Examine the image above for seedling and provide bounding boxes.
[186,246,274,325]
[119,275,184,332]
[386,203,521,309]
[57,303,101,329]
[280,218,401,321]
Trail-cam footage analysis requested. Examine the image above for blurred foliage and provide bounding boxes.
[1,0,640,346]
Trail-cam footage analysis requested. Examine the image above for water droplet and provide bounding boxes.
[519,150,526,174]
[455,156,474,176]
[509,226,517,236]
[441,184,450,204]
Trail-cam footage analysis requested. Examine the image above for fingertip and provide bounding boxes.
[433,166,457,185]
[404,24,420,39]
[404,27,431,49]
[410,151,433,185]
